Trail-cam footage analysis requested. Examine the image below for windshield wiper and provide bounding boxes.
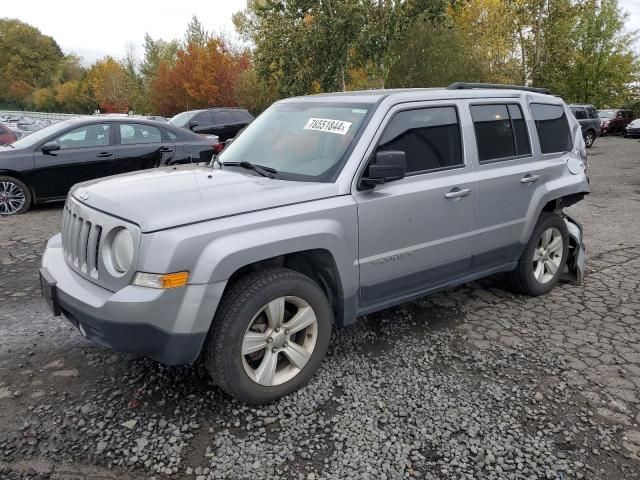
[220,161,277,178]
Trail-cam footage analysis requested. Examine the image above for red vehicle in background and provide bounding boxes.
[0,122,17,145]
[598,109,635,135]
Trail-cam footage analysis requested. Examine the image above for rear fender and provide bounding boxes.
[561,213,586,285]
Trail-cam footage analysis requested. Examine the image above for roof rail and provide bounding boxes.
[447,82,552,95]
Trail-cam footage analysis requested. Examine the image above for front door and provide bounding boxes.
[32,123,114,199]
[353,102,476,311]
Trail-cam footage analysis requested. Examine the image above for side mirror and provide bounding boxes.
[189,121,200,131]
[360,150,406,189]
[42,142,60,154]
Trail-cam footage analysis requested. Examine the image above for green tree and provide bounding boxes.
[0,18,64,107]
[563,0,639,106]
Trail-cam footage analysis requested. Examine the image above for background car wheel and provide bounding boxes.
[204,267,333,404]
[508,213,569,296]
[584,130,595,148]
[0,176,31,215]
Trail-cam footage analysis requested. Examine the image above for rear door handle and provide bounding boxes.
[520,174,540,184]
[159,146,174,153]
[97,152,113,158]
[444,187,471,199]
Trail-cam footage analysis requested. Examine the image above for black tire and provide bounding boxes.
[0,176,32,215]
[509,213,569,296]
[584,130,595,148]
[204,267,333,404]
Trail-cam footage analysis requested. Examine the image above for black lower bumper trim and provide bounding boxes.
[60,302,206,366]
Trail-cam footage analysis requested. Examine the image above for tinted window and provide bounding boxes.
[165,129,178,141]
[194,111,212,126]
[378,106,463,174]
[571,107,587,120]
[587,107,598,119]
[508,105,531,157]
[55,124,110,149]
[119,124,162,144]
[169,111,199,128]
[233,110,253,123]
[531,104,573,154]
[215,111,235,125]
[471,104,531,162]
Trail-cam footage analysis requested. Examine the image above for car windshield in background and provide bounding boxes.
[598,110,615,119]
[169,111,199,127]
[10,120,74,149]
[218,102,371,182]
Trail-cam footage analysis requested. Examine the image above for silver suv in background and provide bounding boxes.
[41,83,589,404]
[569,104,600,148]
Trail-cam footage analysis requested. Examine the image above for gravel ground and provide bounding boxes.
[1,136,639,480]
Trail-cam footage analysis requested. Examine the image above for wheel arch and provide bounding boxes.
[0,170,36,206]
[220,249,348,327]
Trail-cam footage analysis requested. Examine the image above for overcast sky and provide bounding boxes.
[10,0,640,64]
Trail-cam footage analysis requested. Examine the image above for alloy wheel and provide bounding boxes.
[585,132,594,147]
[242,296,318,386]
[0,181,26,215]
[532,227,563,284]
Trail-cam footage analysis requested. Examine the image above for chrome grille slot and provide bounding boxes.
[61,202,104,279]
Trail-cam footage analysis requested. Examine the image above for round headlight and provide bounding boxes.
[111,228,134,273]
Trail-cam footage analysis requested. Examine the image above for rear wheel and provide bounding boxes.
[0,176,31,215]
[584,130,595,148]
[509,213,569,296]
[204,267,333,404]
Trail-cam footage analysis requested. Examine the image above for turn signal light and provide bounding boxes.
[133,271,189,289]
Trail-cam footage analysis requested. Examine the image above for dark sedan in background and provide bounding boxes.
[0,117,219,215]
[169,108,253,142]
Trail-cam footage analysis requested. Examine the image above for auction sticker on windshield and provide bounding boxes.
[304,118,352,135]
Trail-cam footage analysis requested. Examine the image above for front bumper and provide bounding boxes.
[41,234,226,365]
[624,128,640,137]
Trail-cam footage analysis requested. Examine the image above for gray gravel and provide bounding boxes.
[1,137,640,479]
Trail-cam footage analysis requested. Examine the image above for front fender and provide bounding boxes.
[189,218,357,290]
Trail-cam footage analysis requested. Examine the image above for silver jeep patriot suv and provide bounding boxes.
[41,83,589,404]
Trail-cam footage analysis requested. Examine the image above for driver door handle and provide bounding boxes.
[444,187,471,199]
[520,174,540,184]
[97,152,113,158]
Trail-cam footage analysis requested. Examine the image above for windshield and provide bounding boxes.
[598,110,615,119]
[10,120,76,149]
[169,111,199,127]
[218,102,371,182]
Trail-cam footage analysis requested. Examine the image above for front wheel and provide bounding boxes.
[204,267,333,404]
[0,176,32,215]
[509,213,569,296]
[584,130,595,148]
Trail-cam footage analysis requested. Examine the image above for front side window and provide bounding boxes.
[55,124,110,149]
[119,124,162,145]
[377,106,463,174]
[471,103,531,163]
[531,104,573,154]
[219,102,371,181]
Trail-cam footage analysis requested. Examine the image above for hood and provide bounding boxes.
[627,119,640,127]
[71,164,340,232]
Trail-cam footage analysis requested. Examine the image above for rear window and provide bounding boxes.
[233,110,253,123]
[571,107,587,120]
[470,103,531,163]
[530,104,573,154]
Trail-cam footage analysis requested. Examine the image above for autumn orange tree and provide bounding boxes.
[150,37,250,116]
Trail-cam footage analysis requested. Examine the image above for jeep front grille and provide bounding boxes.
[61,205,103,278]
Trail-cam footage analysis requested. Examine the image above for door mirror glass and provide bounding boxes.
[41,142,60,154]
[360,150,406,188]
[189,121,200,130]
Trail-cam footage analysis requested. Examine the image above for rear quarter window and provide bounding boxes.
[530,104,573,154]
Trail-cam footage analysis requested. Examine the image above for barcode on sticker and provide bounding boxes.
[303,118,352,135]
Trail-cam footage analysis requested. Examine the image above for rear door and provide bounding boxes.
[32,123,114,199]
[471,101,573,271]
[113,122,175,172]
[212,110,236,142]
